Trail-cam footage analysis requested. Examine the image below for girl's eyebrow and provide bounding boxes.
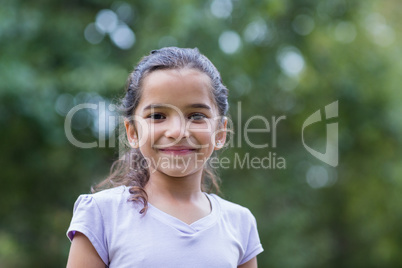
[143,104,166,111]
[143,103,211,111]
[187,103,211,110]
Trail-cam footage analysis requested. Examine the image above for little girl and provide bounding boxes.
[66,47,263,268]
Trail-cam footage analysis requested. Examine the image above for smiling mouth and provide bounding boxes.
[158,147,197,155]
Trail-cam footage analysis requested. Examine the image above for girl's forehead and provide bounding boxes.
[138,68,217,111]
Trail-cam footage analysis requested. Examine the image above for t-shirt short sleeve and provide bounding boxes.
[66,194,108,265]
[238,209,264,265]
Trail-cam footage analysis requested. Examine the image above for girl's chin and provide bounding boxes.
[150,167,203,178]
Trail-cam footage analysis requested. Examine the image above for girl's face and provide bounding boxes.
[125,68,227,178]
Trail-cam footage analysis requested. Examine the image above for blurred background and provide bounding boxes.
[1,0,401,267]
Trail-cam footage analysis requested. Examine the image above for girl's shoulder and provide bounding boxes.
[90,185,130,200]
[72,185,133,213]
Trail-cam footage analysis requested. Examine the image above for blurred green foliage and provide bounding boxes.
[1,0,401,267]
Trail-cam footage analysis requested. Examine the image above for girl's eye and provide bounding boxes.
[149,113,166,120]
[189,113,206,121]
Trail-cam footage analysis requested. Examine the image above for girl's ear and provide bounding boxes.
[214,117,228,151]
[124,120,139,148]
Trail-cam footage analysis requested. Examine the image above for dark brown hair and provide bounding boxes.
[92,47,229,213]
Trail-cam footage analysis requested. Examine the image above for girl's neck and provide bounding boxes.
[144,169,212,225]
[145,169,204,203]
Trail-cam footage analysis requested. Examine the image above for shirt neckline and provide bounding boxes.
[146,193,220,234]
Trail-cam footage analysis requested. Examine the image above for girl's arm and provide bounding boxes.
[66,232,106,268]
[238,257,258,268]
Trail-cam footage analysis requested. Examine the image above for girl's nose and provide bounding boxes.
[164,116,189,140]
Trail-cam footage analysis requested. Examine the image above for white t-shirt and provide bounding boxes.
[67,186,263,268]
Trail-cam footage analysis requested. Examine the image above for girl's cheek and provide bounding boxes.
[147,126,164,142]
[137,126,153,142]
[189,119,216,130]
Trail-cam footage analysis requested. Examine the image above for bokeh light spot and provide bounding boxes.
[244,19,271,45]
[55,93,74,116]
[84,23,104,44]
[95,9,118,34]
[277,46,305,77]
[219,30,241,54]
[306,165,329,188]
[210,0,232,19]
[292,14,315,36]
[364,13,395,47]
[113,2,133,23]
[110,24,135,50]
[334,21,356,43]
